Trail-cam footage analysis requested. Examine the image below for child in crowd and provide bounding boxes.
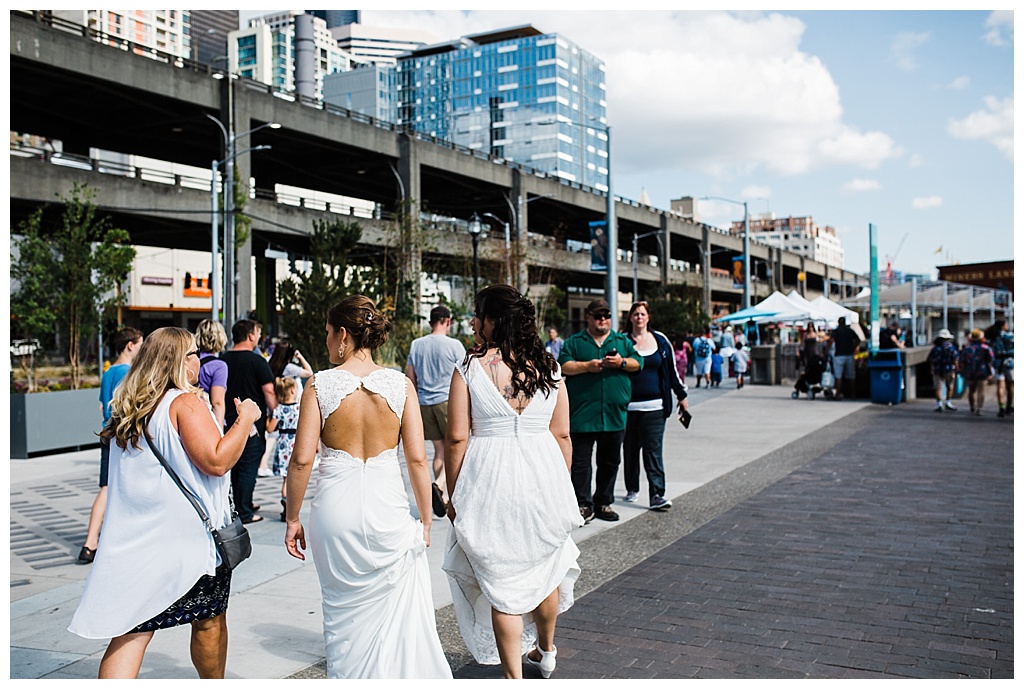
[266,376,300,521]
[731,346,750,389]
[709,348,724,388]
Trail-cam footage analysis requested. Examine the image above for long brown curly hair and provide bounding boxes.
[463,284,559,399]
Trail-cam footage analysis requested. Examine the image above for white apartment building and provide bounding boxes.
[731,215,845,269]
[331,23,437,66]
[52,9,190,57]
[231,10,356,98]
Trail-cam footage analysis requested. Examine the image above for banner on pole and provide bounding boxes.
[589,220,608,272]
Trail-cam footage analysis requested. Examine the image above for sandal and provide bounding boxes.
[525,645,556,678]
[242,514,264,524]
[77,546,96,563]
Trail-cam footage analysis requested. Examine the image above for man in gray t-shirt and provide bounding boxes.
[406,305,467,517]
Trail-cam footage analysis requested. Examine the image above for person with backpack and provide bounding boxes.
[927,328,959,412]
[961,328,995,416]
[985,320,1014,418]
[693,328,714,389]
[195,319,230,429]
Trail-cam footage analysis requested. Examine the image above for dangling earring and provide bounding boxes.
[338,341,347,361]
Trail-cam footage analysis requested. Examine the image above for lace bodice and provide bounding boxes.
[313,368,407,428]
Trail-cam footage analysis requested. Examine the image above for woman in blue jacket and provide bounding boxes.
[621,301,689,511]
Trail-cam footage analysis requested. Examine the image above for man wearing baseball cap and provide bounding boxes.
[558,299,642,524]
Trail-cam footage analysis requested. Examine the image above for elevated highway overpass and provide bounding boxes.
[9,10,862,327]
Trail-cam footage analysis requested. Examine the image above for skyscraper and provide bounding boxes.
[189,10,238,65]
[396,25,608,191]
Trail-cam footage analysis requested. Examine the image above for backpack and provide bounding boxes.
[695,337,711,359]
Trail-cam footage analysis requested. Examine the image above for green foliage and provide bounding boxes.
[645,284,708,338]
[277,218,364,371]
[10,184,135,390]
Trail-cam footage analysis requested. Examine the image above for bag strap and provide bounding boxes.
[143,422,218,536]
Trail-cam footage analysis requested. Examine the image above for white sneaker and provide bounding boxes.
[525,645,556,678]
[944,402,957,411]
[624,491,639,503]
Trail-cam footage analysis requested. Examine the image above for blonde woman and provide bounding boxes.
[284,296,451,678]
[68,327,261,678]
[195,319,230,428]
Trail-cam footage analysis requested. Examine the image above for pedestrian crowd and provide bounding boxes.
[69,288,1012,679]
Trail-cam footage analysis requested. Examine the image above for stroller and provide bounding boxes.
[791,354,836,400]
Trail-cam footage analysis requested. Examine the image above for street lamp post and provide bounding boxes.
[631,229,664,301]
[207,113,280,326]
[478,212,511,285]
[702,196,750,309]
[538,117,616,327]
[468,213,484,295]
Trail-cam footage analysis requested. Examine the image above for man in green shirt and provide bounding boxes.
[559,299,642,523]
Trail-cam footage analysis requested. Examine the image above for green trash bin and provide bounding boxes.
[868,350,903,404]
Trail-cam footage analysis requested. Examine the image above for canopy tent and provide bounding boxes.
[714,305,781,323]
[809,296,866,339]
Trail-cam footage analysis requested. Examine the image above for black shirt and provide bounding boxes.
[220,349,275,434]
[878,328,900,350]
[832,325,860,356]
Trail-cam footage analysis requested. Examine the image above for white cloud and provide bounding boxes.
[948,96,1014,161]
[911,196,943,210]
[842,178,881,193]
[983,10,1013,46]
[363,10,903,179]
[908,153,925,168]
[946,76,970,90]
[889,31,929,73]
[741,185,771,201]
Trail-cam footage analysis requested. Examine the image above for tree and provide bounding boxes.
[645,284,708,339]
[11,184,135,390]
[277,217,364,371]
[11,208,58,391]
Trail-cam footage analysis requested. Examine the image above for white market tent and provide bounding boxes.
[809,295,861,326]
[715,291,819,325]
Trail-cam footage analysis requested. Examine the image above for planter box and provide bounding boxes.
[10,389,102,459]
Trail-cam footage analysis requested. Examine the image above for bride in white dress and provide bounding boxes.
[283,295,452,679]
[443,285,584,679]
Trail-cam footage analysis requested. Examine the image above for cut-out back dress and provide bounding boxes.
[308,367,451,679]
[443,358,584,664]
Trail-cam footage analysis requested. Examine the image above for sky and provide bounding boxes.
[240,6,1015,279]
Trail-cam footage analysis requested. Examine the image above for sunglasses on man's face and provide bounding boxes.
[590,312,612,320]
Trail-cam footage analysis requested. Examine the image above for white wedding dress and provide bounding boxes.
[308,368,451,679]
[443,358,584,664]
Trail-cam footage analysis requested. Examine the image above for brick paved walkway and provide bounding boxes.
[455,403,1014,679]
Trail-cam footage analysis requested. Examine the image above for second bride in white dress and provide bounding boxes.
[283,295,452,679]
[443,285,584,679]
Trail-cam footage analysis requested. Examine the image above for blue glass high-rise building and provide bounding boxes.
[396,25,608,191]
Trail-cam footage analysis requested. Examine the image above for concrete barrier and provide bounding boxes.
[10,390,102,459]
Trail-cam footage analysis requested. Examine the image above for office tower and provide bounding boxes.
[396,25,608,191]
[307,10,360,28]
[189,10,239,65]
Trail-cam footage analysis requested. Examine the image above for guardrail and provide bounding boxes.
[16,10,630,207]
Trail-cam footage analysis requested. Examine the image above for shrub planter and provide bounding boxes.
[10,389,102,459]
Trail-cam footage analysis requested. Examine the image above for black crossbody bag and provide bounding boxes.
[144,426,252,570]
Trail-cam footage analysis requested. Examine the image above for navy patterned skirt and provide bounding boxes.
[128,564,231,633]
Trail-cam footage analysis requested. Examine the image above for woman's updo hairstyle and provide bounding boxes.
[327,295,391,352]
[465,284,558,398]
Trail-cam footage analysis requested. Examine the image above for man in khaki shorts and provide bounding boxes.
[406,305,466,517]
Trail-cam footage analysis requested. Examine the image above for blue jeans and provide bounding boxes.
[622,410,667,500]
[231,435,266,520]
[570,430,624,509]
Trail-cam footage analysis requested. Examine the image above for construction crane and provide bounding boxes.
[885,231,909,285]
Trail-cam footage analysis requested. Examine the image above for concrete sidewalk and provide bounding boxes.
[11,382,877,679]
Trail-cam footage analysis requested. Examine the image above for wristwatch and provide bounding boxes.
[620,359,628,369]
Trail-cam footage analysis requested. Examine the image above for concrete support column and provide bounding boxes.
[659,215,670,288]
[233,92,253,325]
[512,170,528,291]
[701,225,711,317]
[397,133,422,312]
